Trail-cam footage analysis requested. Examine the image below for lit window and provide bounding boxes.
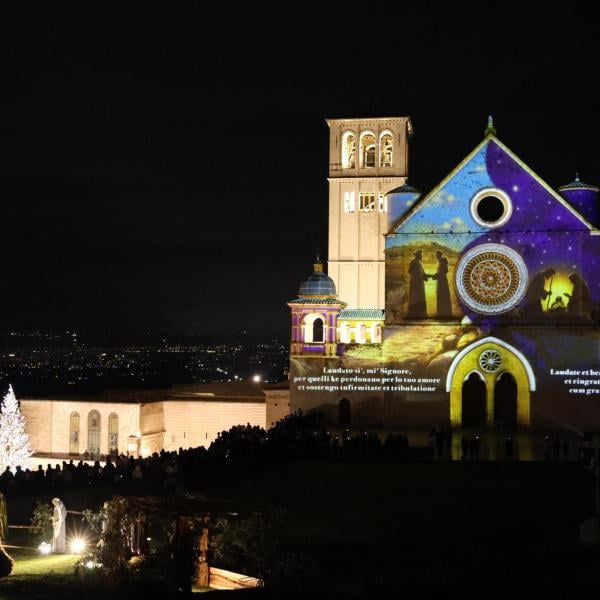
[344,191,355,213]
[379,132,393,167]
[341,131,356,168]
[360,131,376,168]
[108,413,118,454]
[69,412,80,455]
[359,192,376,212]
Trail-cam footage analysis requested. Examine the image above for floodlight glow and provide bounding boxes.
[70,537,87,554]
[38,542,52,555]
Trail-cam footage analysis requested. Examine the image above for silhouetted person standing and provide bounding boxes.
[553,436,560,463]
[562,439,569,462]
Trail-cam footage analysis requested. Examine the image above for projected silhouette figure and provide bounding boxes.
[565,273,592,319]
[524,268,555,317]
[433,250,452,317]
[407,250,430,318]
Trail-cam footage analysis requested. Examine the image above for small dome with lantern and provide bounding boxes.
[298,256,337,298]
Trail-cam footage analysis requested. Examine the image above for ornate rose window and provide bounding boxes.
[455,244,528,315]
[478,349,502,373]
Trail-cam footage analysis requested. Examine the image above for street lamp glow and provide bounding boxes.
[252,374,261,383]
[70,537,87,554]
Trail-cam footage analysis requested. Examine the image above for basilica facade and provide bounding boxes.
[289,117,600,433]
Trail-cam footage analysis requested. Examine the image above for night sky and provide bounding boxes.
[1,3,599,336]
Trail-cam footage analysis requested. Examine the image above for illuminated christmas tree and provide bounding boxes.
[0,385,32,472]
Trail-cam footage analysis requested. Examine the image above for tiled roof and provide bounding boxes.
[338,309,385,320]
[288,297,345,305]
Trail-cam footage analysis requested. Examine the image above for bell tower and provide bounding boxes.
[326,116,412,309]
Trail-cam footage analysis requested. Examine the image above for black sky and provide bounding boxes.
[1,3,599,336]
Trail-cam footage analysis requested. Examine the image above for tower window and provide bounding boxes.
[341,131,356,168]
[379,132,393,167]
[304,313,326,343]
[359,192,376,212]
[359,192,387,213]
[344,191,356,213]
[312,318,324,343]
[360,131,376,168]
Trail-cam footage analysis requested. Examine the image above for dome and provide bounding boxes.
[558,174,599,192]
[386,183,421,195]
[299,260,336,297]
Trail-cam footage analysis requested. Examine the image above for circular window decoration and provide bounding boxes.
[470,188,512,228]
[455,244,528,315]
[479,349,502,373]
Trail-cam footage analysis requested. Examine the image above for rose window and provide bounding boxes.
[479,349,502,373]
[455,244,528,314]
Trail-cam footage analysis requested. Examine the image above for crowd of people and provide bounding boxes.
[0,413,592,499]
[0,413,416,498]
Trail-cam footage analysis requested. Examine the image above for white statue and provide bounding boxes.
[51,497,67,553]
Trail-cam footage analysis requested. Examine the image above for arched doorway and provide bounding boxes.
[461,372,486,427]
[338,398,351,426]
[447,337,535,427]
[494,372,518,429]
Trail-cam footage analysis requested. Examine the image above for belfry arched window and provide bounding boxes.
[87,410,101,456]
[379,131,393,167]
[108,413,119,455]
[303,313,326,343]
[312,318,324,343]
[359,131,376,168]
[69,412,80,455]
[341,131,356,168]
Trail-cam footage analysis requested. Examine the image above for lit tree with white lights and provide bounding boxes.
[0,385,32,472]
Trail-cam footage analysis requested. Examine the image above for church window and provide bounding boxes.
[69,412,80,455]
[359,192,387,213]
[303,313,326,343]
[359,192,376,212]
[87,410,101,456]
[370,323,382,343]
[379,131,393,167]
[355,323,366,344]
[339,322,352,343]
[470,188,512,228]
[108,413,119,454]
[344,191,356,213]
[341,131,356,168]
[312,318,324,343]
[359,131,376,168]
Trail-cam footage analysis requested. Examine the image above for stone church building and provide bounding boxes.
[20,381,290,460]
[290,116,600,434]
